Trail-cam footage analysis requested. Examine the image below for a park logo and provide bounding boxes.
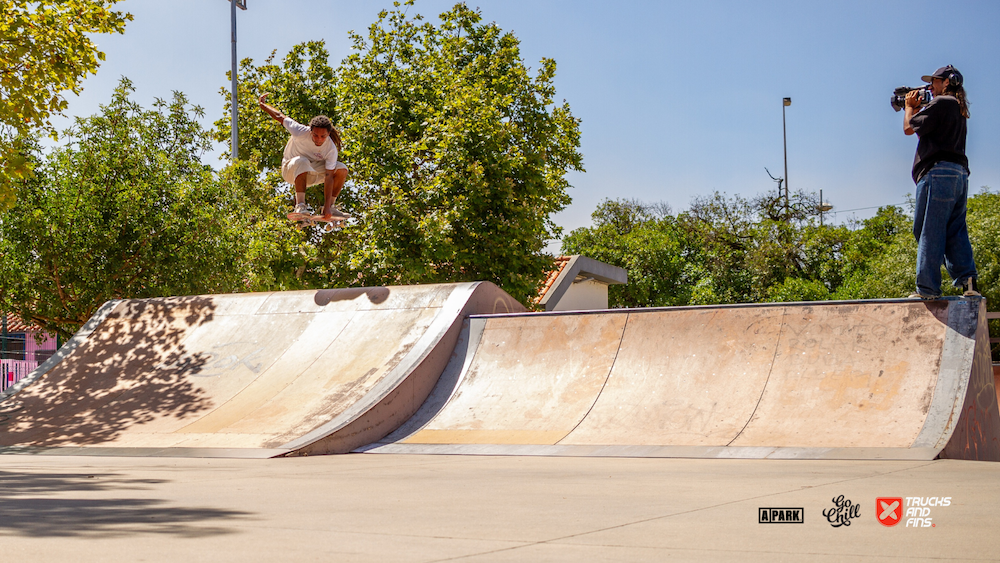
[758,508,804,524]
[877,497,903,527]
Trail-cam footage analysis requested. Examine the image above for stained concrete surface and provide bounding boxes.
[378,299,999,461]
[0,454,997,562]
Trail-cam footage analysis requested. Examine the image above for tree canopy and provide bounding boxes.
[213,40,338,166]
[0,0,131,209]
[0,80,269,338]
[564,189,999,311]
[225,2,583,304]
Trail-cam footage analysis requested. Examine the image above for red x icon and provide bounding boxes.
[877,497,903,527]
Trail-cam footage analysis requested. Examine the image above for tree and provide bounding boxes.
[678,190,848,304]
[0,80,267,338]
[0,0,131,208]
[830,206,915,300]
[966,187,1000,361]
[335,2,582,304]
[565,193,919,307]
[213,41,338,166]
[226,3,583,305]
[562,199,691,308]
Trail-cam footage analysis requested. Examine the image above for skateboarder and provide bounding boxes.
[258,94,349,220]
[902,65,978,299]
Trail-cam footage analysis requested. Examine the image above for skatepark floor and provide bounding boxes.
[0,454,996,562]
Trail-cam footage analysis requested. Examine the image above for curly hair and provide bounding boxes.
[308,115,342,151]
[309,115,333,131]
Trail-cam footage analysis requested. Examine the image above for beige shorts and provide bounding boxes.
[281,156,347,186]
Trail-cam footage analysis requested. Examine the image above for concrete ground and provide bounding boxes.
[0,454,997,562]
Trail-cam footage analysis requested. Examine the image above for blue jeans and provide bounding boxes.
[912,161,977,296]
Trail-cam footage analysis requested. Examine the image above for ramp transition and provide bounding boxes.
[365,297,1000,461]
[0,283,523,457]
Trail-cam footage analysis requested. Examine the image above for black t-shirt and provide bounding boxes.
[910,95,968,183]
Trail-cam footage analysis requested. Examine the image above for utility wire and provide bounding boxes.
[829,202,910,214]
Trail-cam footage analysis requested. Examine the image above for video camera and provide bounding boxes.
[891,85,931,112]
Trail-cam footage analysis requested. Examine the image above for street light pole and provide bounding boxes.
[782,97,791,217]
[229,0,246,160]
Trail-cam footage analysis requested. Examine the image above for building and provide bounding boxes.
[2,313,58,392]
[536,255,628,312]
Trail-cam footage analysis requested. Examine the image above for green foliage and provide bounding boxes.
[678,190,850,304]
[831,206,915,300]
[0,80,266,338]
[562,200,690,307]
[967,187,1000,360]
[0,0,131,208]
[567,189,998,347]
[765,277,830,302]
[333,3,582,304]
[214,41,338,165]
[967,187,1000,306]
[227,3,583,305]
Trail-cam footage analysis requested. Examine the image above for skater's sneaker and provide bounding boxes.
[961,277,981,297]
[292,203,314,217]
[323,206,351,220]
[907,292,939,300]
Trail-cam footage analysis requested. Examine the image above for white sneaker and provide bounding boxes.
[292,203,313,216]
[324,205,350,220]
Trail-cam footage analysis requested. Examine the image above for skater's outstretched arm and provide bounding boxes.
[258,94,286,124]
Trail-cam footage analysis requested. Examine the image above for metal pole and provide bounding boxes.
[1,312,7,360]
[820,189,824,226]
[782,97,791,218]
[230,0,239,160]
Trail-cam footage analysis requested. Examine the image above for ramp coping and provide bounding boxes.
[278,282,482,452]
[471,296,979,319]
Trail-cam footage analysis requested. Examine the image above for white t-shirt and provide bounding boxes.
[282,117,339,170]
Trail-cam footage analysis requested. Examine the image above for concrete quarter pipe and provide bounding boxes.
[0,283,523,458]
[366,297,1000,461]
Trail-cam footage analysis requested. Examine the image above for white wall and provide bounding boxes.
[551,279,609,311]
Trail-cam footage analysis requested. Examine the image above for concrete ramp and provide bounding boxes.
[0,283,523,457]
[366,298,1000,461]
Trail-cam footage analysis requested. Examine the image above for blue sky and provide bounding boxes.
[55,0,1000,245]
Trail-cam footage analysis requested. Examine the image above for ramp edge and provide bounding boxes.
[0,446,287,459]
[357,443,940,461]
[281,282,524,455]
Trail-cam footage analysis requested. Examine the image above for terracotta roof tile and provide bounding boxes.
[2,313,39,334]
[534,256,572,305]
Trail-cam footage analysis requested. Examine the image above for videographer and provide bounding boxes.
[903,65,978,299]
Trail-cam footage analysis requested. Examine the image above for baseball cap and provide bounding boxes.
[921,65,963,86]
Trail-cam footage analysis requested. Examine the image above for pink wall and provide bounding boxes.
[1,330,58,392]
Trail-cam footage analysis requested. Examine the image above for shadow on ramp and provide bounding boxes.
[0,283,524,458]
[0,297,217,448]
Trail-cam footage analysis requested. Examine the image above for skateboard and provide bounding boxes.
[287,211,349,233]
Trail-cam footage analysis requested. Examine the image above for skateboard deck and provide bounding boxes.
[287,211,349,233]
